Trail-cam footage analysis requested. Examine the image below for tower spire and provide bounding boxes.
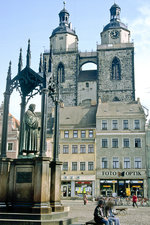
[63,1,66,9]
[26,39,31,67]
[6,61,12,91]
[18,48,23,73]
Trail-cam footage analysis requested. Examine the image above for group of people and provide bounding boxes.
[94,198,120,225]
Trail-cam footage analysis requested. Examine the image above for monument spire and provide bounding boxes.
[26,39,31,67]
[18,48,23,73]
[39,53,43,73]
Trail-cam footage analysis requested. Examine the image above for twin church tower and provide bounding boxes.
[43,2,135,108]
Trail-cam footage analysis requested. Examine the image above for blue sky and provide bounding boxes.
[0,0,150,119]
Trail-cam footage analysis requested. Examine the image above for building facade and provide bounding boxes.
[0,102,19,158]
[96,100,147,197]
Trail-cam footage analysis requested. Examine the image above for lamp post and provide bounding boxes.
[48,73,64,212]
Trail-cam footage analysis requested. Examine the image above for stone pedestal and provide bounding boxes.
[0,158,12,207]
[50,161,64,212]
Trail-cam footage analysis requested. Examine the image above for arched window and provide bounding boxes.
[57,63,65,83]
[111,57,121,80]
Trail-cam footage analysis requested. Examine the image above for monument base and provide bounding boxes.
[0,207,78,225]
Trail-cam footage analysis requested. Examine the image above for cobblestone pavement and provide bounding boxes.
[62,200,150,225]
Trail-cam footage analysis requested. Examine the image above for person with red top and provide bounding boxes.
[132,194,138,207]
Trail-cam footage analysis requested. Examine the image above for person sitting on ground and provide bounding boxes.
[105,199,120,225]
[94,199,110,225]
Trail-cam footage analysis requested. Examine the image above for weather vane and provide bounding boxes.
[63,1,66,9]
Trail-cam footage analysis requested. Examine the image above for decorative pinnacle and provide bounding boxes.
[18,48,23,73]
[8,61,12,78]
[26,39,31,67]
[39,53,43,73]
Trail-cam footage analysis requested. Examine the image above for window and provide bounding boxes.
[72,162,77,171]
[73,130,78,138]
[112,120,118,130]
[86,82,89,88]
[88,162,94,171]
[63,162,68,171]
[80,145,86,153]
[135,138,141,148]
[80,162,85,171]
[135,157,142,169]
[111,57,121,80]
[124,157,130,169]
[63,145,69,154]
[123,138,129,148]
[102,157,108,169]
[57,63,65,83]
[102,139,108,148]
[123,120,128,130]
[72,145,78,154]
[113,157,119,169]
[134,120,140,129]
[64,131,69,138]
[112,139,118,148]
[8,143,13,151]
[88,144,94,153]
[102,120,107,130]
[81,130,86,138]
[89,130,93,138]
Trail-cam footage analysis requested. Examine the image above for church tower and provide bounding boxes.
[97,3,135,102]
[49,2,79,106]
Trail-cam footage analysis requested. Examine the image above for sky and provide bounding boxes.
[0,0,150,120]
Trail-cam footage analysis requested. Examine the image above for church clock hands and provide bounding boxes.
[110,30,120,39]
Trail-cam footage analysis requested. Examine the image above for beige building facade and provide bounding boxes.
[0,103,19,158]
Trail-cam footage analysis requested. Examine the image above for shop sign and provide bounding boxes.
[75,181,92,184]
[102,171,142,176]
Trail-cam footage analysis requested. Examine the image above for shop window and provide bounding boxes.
[64,130,69,138]
[112,139,118,148]
[135,138,141,148]
[123,120,128,130]
[57,63,65,83]
[89,130,93,138]
[123,138,129,148]
[113,157,119,168]
[73,130,78,138]
[63,145,69,154]
[124,157,130,169]
[81,130,86,138]
[134,120,140,129]
[102,120,107,130]
[80,145,86,153]
[80,162,85,171]
[88,162,94,171]
[135,157,142,169]
[102,139,108,148]
[72,162,77,171]
[8,142,13,151]
[88,144,94,153]
[102,157,108,169]
[72,145,78,154]
[112,120,118,130]
[63,162,68,171]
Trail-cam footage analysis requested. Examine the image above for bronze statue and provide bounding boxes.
[23,104,40,154]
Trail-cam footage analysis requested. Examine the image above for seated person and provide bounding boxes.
[94,199,110,225]
[105,199,120,225]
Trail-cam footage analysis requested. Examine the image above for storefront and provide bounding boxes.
[61,175,95,198]
[97,169,147,198]
[100,179,144,197]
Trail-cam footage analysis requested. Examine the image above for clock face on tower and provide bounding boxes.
[110,30,120,39]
